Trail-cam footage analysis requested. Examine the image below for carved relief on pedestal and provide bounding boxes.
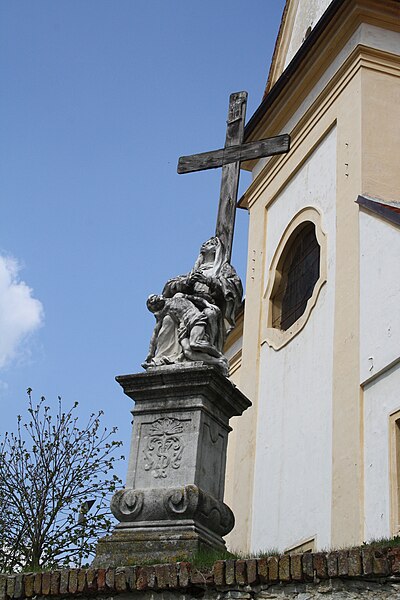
[111,484,234,537]
[111,489,144,522]
[143,417,184,479]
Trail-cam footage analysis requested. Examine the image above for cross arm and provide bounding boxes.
[177,134,290,174]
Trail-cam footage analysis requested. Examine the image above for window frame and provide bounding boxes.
[262,206,327,350]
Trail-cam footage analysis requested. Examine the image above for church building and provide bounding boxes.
[224,0,400,554]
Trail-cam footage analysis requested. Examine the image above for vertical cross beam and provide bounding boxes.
[215,91,247,261]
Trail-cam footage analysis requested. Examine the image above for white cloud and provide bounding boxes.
[0,255,44,368]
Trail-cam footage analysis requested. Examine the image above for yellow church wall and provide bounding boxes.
[361,54,400,203]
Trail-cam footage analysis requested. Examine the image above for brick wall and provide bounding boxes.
[1,546,400,600]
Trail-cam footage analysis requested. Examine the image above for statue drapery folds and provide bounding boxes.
[143,236,243,376]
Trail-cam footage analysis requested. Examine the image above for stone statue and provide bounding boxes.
[143,236,243,376]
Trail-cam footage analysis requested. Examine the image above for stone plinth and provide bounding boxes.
[93,364,251,566]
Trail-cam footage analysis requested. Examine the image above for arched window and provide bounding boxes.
[262,207,327,350]
[273,222,320,331]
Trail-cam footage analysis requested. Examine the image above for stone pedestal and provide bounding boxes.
[93,364,251,566]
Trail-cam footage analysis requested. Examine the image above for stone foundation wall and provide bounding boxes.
[2,547,400,600]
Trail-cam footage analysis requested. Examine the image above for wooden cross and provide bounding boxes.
[177,91,290,260]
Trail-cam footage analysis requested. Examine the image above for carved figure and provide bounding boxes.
[143,236,242,375]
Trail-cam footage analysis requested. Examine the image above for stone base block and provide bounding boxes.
[93,521,226,567]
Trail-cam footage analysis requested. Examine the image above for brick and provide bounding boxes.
[169,564,178,588]
[13,575,24,598]
[213,561,225,586]
[337,550,349,577]
[124,567,136,591]
[77,569,86,593]
[190,567,205,585]
[302,552,314,580]
[68,569,78,594]
[290,554,302,581]
[86,569,97,593]
[267,556,279,581]
[96,569,105,592]
[41,573,51,596]
[135,567,148,591]
[348,548,362,577]
[59,571,69,595]
[313,553,327,579]
[257,558,268,583]
[362,547,373,576]
[105,568,115,590]
[6,577,15,599]
[178,562,190,588]
[279,555,290,582]
[50,571,60,595]
[33,573,42,596]
[388,547,400,575]
[373,549,389,576]
[23,575,34,599]
[327,552,338,578]
[246,559,258,585]
[236,560,247,585]
[225,560,235,585]
[155,564,169,589]
[115,568,127,592]
[148,566,157,588]
[0,576,6,600]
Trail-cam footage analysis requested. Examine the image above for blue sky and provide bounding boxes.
[0,1,285,475]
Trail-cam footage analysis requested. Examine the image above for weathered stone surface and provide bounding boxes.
[111,485,234,537]
[142,237,243,376]
[267,556,279,582]
[246,559,258,585]
[68,569,78,594]
[50,571,60,596]
[6,577,15,599]
[0,576,6,600]
[86,569,97,593]
[59,571,69,595]
[178,562,190,588]
[114,568,127,592]
[279,555,290,582]
[302,552,314,580]
[326,552,338,578]
[235,560,247,585]
[77,570,86,594]
[96,569,106,592]
[13,574,24,599]
[93,366,251,567]
[136,567,148,591]
[225,560,235,586]
[33,573,41,596]
[373,549,389,576]
[213,560,225,586]
[290,553,302,581]
[22,574,34,599]
[388,547,400,574]
[257,558,268,583]
[41,573,51,596]
[361,547,373,576]
[348,548,362,576]
[124,566,137,591]
[337,550,349,577]
[313,553,327,579]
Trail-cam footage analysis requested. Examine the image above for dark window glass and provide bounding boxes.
[275,222,320,331]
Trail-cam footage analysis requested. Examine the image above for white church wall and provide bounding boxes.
[251,127,337,553]
[360,212,400,385]
[363,362,400,542]
[285,0,333,69]
[360,209,400,541]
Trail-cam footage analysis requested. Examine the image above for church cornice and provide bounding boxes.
[244,0,400,145]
